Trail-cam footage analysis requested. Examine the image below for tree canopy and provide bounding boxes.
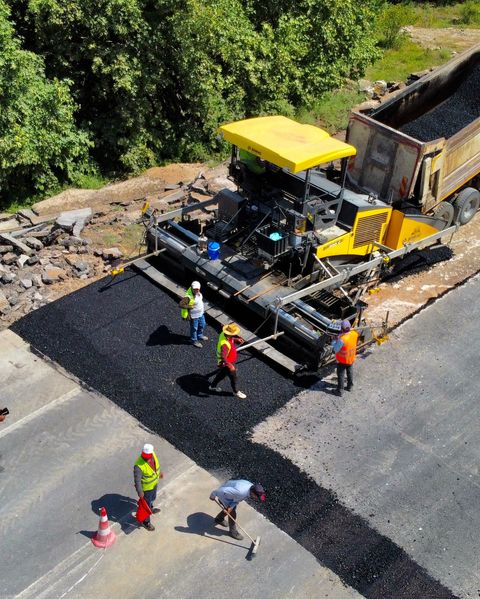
[2,0,382,204]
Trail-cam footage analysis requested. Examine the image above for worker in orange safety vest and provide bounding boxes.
[332,320,359,397]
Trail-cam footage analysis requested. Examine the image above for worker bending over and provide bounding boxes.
[209,323,246,399]
[210,479,266,540]
[332,319,359,397]
[134,443,163,531]
[179,280,208,348]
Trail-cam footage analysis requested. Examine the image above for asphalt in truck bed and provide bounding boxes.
[11,270,455,599]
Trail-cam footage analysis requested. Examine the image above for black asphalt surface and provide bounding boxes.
[12,270,456,598]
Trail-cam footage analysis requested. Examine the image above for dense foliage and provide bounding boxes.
[0,1,90,204]
[2,0,382,204]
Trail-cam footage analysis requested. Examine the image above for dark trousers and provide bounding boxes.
[143,486,157,524]
[211,365,238,393]
[215,507,239,533]
[336,362,353,392]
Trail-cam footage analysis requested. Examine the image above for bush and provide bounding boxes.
[0,0,90,206]
[376,4,415,49]
[460,1,480,25]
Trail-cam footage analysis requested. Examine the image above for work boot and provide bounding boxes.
[333,389,343,397]
[214,515,228,527]
[152,507,161,514]
[199,335,209,341]
[229,528,244,541]
[235,390,247,399]
[142,521,155,531]
[193,341,203,348]
[209,385,222,393]
[346,384,353,392]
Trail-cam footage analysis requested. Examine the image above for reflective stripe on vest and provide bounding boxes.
[135,453,160,491]
[181,288,195,319]
[216,332,234,365]
[335,330,359,365]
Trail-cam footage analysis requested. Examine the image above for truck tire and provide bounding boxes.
[453,188,480,225]
[432,202,454,229]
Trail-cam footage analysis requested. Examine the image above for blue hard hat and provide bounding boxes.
[341,320,351,331]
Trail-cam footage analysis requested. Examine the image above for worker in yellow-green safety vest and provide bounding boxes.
[238,149,266,175]
[179,281,208,348]
[134,443,163,531]
[208,322,247,399]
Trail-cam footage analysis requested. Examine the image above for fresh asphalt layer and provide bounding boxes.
[12,269,456,598]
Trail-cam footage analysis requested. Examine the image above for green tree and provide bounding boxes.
[0,1,90,205]
[5,0,383,175]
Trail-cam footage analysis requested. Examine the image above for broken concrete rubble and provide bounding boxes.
[56,207,92,237]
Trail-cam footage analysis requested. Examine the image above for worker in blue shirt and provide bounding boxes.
[210,479,266,540]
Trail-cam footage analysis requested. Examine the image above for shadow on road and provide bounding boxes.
[80,493,139,537]
[175,511,245,549]
[147,325,190,347]
[176,372,231,398]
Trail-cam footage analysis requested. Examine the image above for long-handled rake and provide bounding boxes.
[214,498,261,560]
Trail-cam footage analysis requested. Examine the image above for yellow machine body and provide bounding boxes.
[383,210,440,249]
[315,206,442,260]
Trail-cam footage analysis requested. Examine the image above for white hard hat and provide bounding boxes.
[191,281,201,289]
[142,443,154,455]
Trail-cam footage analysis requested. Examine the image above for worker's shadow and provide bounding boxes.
[175,512,245,548]
[78,493,139,539]
[176,372,231,398]
[147,324,190,347]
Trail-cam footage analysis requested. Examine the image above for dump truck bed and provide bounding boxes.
[347,43,480,209]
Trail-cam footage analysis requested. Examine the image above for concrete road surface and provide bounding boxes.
[253,275,480,599]
[0,329,358,599]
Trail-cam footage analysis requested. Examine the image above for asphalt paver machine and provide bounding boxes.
[145,116,456,368]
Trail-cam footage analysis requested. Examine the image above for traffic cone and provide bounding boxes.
[92,507,117,548]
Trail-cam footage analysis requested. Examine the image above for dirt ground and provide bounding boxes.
[406,26,480,52]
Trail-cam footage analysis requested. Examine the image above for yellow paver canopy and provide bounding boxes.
[219,116,356,173]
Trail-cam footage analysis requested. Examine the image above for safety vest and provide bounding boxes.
[135,453,160,491]
[216,332,237,365]
[335,330,359,365]
[239,149,266,174]
[181,287,195,319]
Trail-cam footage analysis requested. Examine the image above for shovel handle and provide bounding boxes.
[214,497,256,544]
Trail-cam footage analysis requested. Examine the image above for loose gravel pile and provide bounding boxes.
[400,62,480,141]
[12,271,455,598]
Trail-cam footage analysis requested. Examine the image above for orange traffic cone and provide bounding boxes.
[92,506,117,548]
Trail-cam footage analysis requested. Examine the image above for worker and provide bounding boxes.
[238,149,266,175]
[134,443,163,531]
[0,407,8,423]
[210,479,266,540]
[208,323,247,399]
[332,319,359,396]
[179,280,208,348]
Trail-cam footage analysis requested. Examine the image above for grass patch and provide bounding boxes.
[407,1,480,28]
[71,172,109,190]
[366,39,452,82]
[102,232,121,247]
[297,88,366,134]
[120,223,146,255]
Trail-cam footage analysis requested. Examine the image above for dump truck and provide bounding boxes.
[347,43,480,229]
[143,114,461,370]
